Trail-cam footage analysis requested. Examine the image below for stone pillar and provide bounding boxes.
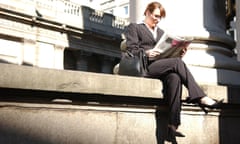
[129,0,240,85]
[129,0,150,23]
[75,51,91,71]
[54,45,65,70]
[23,39,36,66]
[101,56,114,74]
[237,0,240,61]
[167,0,240,86]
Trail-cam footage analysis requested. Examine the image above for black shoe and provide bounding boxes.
[166,128,177,144]
[168,126,185,137]
[166,126,185,144]
[199,99,223,114]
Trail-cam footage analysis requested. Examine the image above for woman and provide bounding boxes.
[124,1,222,138]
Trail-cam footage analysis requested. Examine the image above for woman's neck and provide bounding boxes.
[144,18,156,30]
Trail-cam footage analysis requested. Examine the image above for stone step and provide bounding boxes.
[0,63,240,144]
[0,63,162,99]
[0,101,238,144]
[0,63,232,104]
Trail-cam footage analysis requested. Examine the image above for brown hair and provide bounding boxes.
[144,2,166,18]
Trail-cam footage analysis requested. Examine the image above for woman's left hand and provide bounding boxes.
[146,49,161,58]
[180,44,189,57]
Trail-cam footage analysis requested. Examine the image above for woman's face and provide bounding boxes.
[147,8,161,28]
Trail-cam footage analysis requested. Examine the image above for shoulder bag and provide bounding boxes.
[118,49,148,77]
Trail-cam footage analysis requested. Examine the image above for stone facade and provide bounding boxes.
[1,0,240,144]
[0,0,127,73]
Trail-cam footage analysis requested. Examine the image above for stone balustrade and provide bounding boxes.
[0,0,128,39]
[0,0,125,72]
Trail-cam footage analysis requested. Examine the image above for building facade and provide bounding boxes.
[0,0,127,74]
[1,0,240,143]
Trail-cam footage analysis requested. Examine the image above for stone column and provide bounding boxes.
[23,39,36,66]
[75,51,91,71]
[101,56,114,74]
[54,45,65,70]
[129,0,150,23]
[129,0,240,85]
[237,0,240,61]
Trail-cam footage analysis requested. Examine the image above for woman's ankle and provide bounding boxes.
[168,124,178,130]
[200,96,215,105]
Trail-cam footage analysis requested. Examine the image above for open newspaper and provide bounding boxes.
[150,33,193,60]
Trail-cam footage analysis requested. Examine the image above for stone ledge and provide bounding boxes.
[0,63,163,99]
[0,63,233,104]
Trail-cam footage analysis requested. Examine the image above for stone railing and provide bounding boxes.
[0,0,128,38]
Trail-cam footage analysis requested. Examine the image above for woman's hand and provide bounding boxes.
[180,43,189,57]
[146,49,161,58]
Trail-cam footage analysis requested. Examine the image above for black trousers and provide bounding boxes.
[147,58,206,127]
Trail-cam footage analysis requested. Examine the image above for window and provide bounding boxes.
[123,5,128,15]
[109,9,113,14]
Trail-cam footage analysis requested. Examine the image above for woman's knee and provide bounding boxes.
[165,73,181,83]
[173,57,184,64]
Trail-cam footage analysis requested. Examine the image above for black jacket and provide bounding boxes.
[124,23,164,55]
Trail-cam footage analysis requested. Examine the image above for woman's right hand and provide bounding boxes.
[145,49,160,58]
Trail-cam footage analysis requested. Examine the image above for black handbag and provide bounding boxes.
[118,49,148,77]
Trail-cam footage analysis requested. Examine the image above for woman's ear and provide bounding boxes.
[145,10,151,17]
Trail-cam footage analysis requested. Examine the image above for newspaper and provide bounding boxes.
[150,33,193,60]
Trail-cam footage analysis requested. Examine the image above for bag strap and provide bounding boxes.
[139,49,148,72]
[125,50,134,57]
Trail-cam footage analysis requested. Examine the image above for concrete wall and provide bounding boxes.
[0,100,239,144]
[0,103,157,144]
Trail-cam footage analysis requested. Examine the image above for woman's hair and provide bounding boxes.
[144,1,166,18]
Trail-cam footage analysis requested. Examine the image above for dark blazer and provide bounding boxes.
[124,23,164,55]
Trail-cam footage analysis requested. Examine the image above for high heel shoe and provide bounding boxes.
[166,126,184,144]
[167,125,185,137]
[199,98,223,114]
